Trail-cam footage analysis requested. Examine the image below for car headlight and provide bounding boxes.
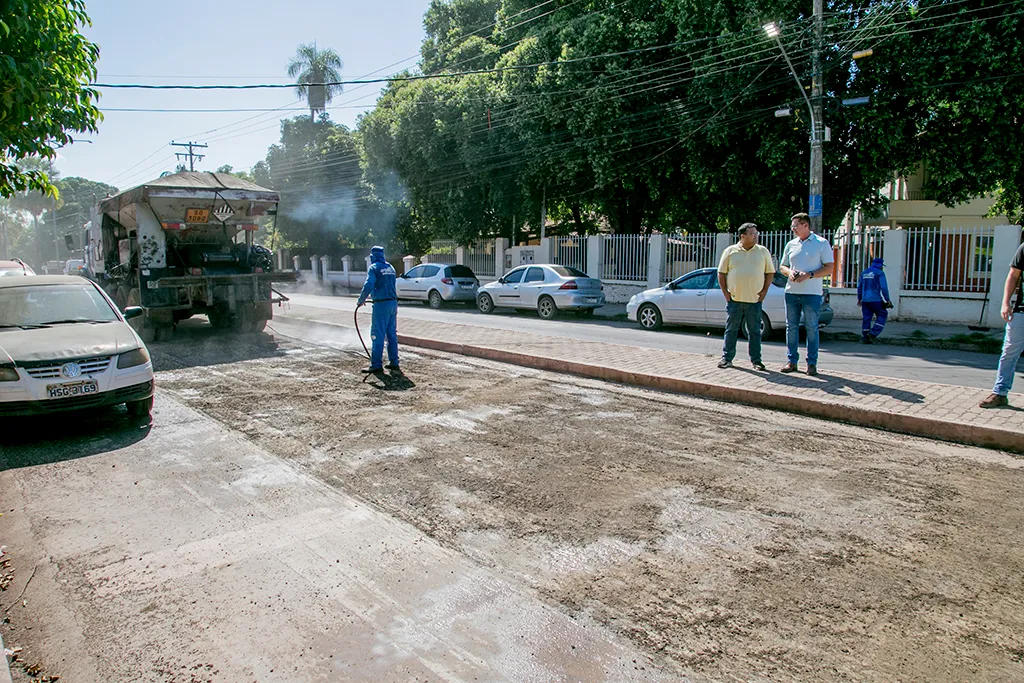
[117,347,151,369]
[0,367,19,382]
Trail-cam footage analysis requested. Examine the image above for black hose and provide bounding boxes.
[354,303,371,359]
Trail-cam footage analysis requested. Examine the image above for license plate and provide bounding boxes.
[586,297,598,303]
[459,283,474,289]
[185,208,210,223]
[46,380,99,399]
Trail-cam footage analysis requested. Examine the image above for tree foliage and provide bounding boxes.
[0,0,101,199]
[288,44,345,121]
[356,0,1024,240]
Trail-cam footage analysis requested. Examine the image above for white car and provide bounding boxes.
[0,275,155,418]
[626,267,833,337]
[397,264,479,308]
[477,264,605,319]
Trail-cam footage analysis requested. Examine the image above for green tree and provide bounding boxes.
[0,0,101,199]
[46,176,118,256]
[287,44,345,121]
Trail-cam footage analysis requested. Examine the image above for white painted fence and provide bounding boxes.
[552,236,588,272]
[601,234,649,282]
[424,239,458,265]
[465,240,496,277]
[663,233,717,282]
[903,226,994,293]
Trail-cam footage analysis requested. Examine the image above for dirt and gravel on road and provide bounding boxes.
[146,320,1024,682]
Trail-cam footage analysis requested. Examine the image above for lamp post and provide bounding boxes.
[765,12,825,233]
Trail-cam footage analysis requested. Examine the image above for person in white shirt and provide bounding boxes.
[778,212,834,376]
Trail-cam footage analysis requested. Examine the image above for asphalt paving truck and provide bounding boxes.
[87,171,295,341]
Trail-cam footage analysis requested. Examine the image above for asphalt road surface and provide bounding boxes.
[283,292,1007,390]
[1,321,1021,682]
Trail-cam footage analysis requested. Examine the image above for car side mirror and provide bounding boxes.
[123,306,143,320]
[666,282,676,290]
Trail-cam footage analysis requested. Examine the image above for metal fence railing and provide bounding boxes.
[903,226,994,293]
[424,239,457,265]
[663,232,717,282]
[758,229,836,286]
[465,239,496,277]
[830,226,882,288]
[552,236,588,272]
[601,234,649,282]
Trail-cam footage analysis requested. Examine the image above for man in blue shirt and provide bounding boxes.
[778,212,834,376]
[356,246,400,374]
[857,257,892,344]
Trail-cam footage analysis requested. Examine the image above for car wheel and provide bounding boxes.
[477,293,494,314]
[428,290,443,309]
[126,395,154,418]
[537,296,558,320]
[638,303,662,330]
[739,312,773,340]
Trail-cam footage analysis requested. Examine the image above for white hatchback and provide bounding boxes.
[0,276,155,418]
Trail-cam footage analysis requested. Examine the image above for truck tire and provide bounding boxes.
[252,318,268,333]
[115,285,130,312]
[126,288,157,343]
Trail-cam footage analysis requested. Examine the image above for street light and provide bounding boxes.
[764,20,824,232]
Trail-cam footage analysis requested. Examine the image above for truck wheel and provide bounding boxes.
[252,318,268,333]
[126,288,156,343]
[154,324,174,342]
[208,309,228,330]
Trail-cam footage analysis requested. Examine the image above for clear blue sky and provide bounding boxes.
[57,0,432,190]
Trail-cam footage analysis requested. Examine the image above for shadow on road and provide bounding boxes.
[148,317,288,372]
[0,408,152,470]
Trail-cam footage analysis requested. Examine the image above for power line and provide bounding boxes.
[170,141,207,172]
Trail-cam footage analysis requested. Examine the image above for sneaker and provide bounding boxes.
[807,364,818,376]
[717,359,733,369]
[861,335,873,344]
[386,363,401,371]
[780,362,798,373]
[752,361,766,371]
[361,366,384,374]
[979,393,1009,409]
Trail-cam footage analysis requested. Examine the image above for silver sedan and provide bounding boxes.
[397,264,480,308]
[477,264,605,319]
[626,267,834,337]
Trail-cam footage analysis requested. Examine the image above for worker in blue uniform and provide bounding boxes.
[356,246,400,373]
[857,257,892,344]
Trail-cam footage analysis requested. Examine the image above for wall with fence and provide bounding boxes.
[286,225,1020,326]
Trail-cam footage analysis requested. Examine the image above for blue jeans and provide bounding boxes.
[993,313,1024,395]
[370,299,399,369]
[722,300,763,363]
[785,293,821,365]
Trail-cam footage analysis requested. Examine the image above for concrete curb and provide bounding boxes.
[274,315,1024,454]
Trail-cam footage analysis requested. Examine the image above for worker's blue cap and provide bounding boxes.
[871,257,884,267]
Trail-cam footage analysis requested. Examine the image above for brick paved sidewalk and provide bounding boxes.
[279,305,1024,453]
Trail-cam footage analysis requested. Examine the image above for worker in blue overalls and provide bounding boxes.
[356,246,400,373]
[857,257,892,344]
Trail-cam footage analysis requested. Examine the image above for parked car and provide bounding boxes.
[397,264,479,308]
[0,275,155,418]
[477,264,605,319]
[0,259,35,277]
[63,259,86,276]
[626,267,834,337]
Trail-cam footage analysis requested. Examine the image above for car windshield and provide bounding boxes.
[447,265,475,278]
[0,284,118,327]
[549,265,589,278]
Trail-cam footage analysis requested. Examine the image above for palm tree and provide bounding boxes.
[287,43,344,121]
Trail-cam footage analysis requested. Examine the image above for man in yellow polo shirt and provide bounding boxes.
[717,223,775,371]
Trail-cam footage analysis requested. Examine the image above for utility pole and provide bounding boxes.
[809,0,825,233]
[170,141,208,172]
[765,12,826,233]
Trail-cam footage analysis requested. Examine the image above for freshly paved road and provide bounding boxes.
[283,293,1010,391]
